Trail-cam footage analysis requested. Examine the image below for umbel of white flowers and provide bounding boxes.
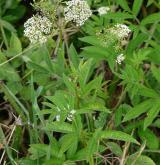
[110,24,131,40]
[96,23,131,49]
[24,15,52,44]
[98,6,110,15]
[64,0,92,26]
[116,54,125,64]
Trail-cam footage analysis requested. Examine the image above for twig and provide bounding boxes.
[0,117,20,164]
[131,142,146,165]
[119,130,134,165]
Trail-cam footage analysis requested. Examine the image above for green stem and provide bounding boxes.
[0,24,9,49]
[0,43,39,67]
[89,156,94,165]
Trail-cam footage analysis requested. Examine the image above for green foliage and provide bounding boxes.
[1,0,160,164]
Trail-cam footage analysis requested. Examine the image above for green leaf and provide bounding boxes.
[59,134,77,154]
[79,36,102,47]
[115,104,131,127]
[41,45,54,73]
[27,61,50,74]
[0,19,16,32]
[123,99,153,122]
[9,33,22,56]
[141,13,160,25]
[0,83,28,121]
[77,102,110,114]
[81,46,109,60]
[116,0,131,11]
[68,44,79,68]
[28,144,49,159]
[144,102,160,129]
[82,75,102,96]
[127,155,156,165]
[151,64,160,83]
[67,139,78,159]
[100,130,139,144]
[43,122,75,133]
[79,59,93,86]
[147,0,154,7]
[127,33,148,55]
[86,129,101,159]
[19,159,38,165]
[42,158,65,165]
[63,74,76,94]
[104,12,133,19]
[72,148,87,161]
[138,85,159,98]
[132,0,143,16]
[106,142,123,157]
[152,119,160,128]
[0,51,20,81]
[138,128,159,149]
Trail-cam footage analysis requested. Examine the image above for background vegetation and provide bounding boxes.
[0,0,160,164]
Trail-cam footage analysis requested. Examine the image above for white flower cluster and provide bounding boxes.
[98,6,110,15]
[116,54,125,64]
[110,24,131,40]
[24,15,52,44]
[55,107,76,122]
[66,110,76,121]
[64,0,92,26]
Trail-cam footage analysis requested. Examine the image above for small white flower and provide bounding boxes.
[111,24,131,40]
[98,6,110,15]
[24,15,52,44]
[56,115,60,122]
[67,110,76,121]
[55,107,61,121]
[116,54,125,64]
[64,0,92,26]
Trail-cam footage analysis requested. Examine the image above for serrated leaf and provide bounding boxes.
[79,59,93,86]
[82,75,102,96]
[138,85,159,98]
[72,148,87,161]
[116,0,131,11]
[127,33,148,55]
[28,144,49,159]
[68,44,79,68]
[141,13,160,25]
[132,0,143,16]
[43,122,75,133]
[59,134,77,153]
[104,12,133,19]
[151,64,160,83]
[144,103,160,129]
[123,99,153,122]
[63,74,76,94]
[79,36,102,47]
[81,46,109,60]
[10,33,22,54]
[106,142,123,157]
[27,61,50,74]
[115,104,131,127]
[100,130,139,144]
[77,102,110,114]
[127,155,156,165]
[86,129,101,159]
[0,19,16,32]
[138,128,159,149]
